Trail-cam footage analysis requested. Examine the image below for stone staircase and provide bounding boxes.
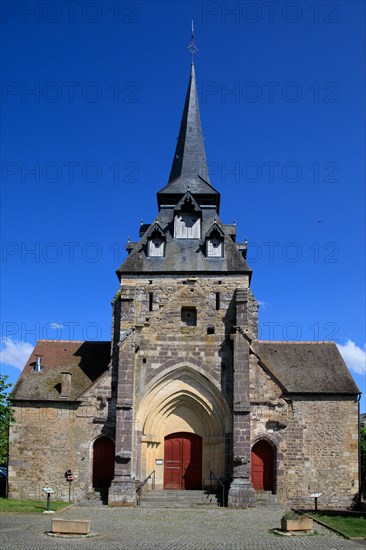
[77,487,109,506]
[255,490,281,509]
[77,488,278,509]
[138,489,221,508]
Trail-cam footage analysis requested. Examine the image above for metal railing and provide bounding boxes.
[136,470,155,505]
[209,470,226,507]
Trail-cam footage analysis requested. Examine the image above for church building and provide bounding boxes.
[9,58,360,509]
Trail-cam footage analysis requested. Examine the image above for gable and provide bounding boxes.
[11,340,111,402]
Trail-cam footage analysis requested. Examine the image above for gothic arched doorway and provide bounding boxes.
[251,440,274,491]
[136,365,232,489]
[164,432,202,490]
[92,436,115,488]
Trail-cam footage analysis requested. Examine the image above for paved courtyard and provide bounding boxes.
[0,505,365,549]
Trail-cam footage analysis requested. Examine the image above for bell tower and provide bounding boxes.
[109,40,257,507]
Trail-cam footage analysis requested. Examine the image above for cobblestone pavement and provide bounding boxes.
[0,505,365,549]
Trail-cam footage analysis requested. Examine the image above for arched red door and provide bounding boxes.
[251,440,274,491]
[92,436,115,488]
[164,432,202,490]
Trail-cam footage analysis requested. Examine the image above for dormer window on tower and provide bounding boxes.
[146,223,166,258]
[174,192,201,239]
[205,223,225,258]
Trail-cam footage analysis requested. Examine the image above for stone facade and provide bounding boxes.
[8,61,360,509]
[249,353,359,508]
[9,371,114,502]
[110,277,252,500]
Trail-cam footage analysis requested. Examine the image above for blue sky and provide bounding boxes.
[1,1,365,410]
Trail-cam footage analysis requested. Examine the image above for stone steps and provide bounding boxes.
[138,489,221,508]
[77,488,108,506]
[255,490,281,509]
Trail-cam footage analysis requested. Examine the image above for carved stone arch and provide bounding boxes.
[90,432,115,447]
[136,364,231,489]
[251,432,279,450]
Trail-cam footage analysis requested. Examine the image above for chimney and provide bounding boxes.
[61,372,72,398]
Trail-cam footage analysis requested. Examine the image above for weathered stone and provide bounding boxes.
[281,517,313,532]
[7,58,360,512]
[51,519,90,535]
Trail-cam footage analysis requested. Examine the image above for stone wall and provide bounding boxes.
[8,371,115,502]
[9,271,359,510]
[249,353,359,509]
[111,275,251,492]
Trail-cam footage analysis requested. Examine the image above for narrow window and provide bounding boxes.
[215,292,220,310]
[181,307,197,326]
[149,292,153,312]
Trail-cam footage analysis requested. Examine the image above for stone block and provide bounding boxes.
[51,519,90,535]
[228,478,256,508]
[281,517,313,531]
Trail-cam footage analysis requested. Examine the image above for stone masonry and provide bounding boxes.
[8,60,360,509]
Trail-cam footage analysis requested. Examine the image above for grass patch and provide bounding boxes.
[309,513,366,538]
[0,498,70,514]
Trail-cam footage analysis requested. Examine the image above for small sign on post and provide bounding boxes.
[310,492,322,513]
[65,469,74,503]
[43,487,55,514]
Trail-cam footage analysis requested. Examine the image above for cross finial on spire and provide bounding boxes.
[187,20,198,62]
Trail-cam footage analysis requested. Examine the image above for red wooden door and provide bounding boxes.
[93,436,115,488]
[251,440,274,491]
[164,433,202,489]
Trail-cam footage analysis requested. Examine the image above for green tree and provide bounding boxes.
[0,375,14,466]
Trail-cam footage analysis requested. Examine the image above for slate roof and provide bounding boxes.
[257,341,360,395]
[157,63,220,211]
[117,208,252,277]
[116,62,253,278]
[11,340,111,401]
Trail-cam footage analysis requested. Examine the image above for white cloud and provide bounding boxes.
[257,300,269,309]
[49,322,64,330]
[0,338,34,370]
[337,340,366,375]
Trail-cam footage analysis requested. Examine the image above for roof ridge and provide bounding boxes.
[38,339,84,343]
[258,340,334,345]
[37,339,110,343]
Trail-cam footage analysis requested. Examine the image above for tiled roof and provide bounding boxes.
[257,341,360,395]
[11,339,359,402]
[11,340,111,401]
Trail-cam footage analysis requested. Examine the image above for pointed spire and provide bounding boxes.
[157,27,220,211]
[168,62,209,185]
